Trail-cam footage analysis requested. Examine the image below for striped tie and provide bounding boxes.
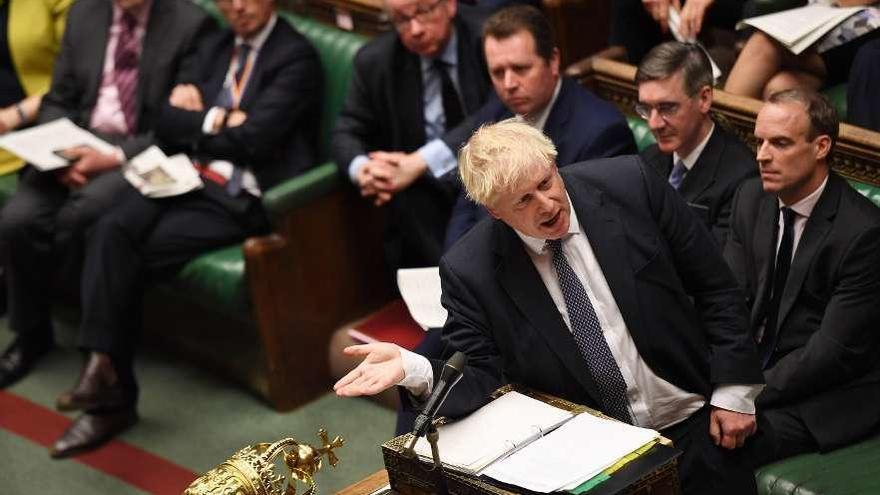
[114,12,140,135]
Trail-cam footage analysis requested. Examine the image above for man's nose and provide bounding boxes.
[648,109,665,130]
[503,70,517,90]
[756,141,771,163]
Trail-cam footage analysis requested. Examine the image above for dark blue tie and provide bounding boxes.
[668,159,687,190]
[546,238,632,423]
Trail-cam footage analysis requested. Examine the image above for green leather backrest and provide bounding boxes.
[626,116,657,152]
[822,83,848,121]
[280,13,367,161]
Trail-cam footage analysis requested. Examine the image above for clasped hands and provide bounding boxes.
[356,151,428,206]
[642,0,714,40]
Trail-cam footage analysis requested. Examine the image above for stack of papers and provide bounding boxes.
[738,5,868,54]
[482,413,659,493]
[0,118,117,171]
[412,392,573,475]
[396,267,447,330]
[124,146,203,198]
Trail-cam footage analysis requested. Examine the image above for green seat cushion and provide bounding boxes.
[756,435,880,495]
[849,179,880,208]
[0,173,17,206]
[174,244,249,319]
[822,84,847,121]
[627,116,657,152]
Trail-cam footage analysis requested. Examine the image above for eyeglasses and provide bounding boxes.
[634,102,681,121]
[390,0,447,29]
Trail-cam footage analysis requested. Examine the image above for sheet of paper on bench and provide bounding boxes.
[482,412,660,493]
[397,267,447,330]
[123,146,203,198]
[737,5,865,54]
[412,391,573,475]
[0,118,117,171]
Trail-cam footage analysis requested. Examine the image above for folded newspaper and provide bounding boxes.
[737,5,871,55]
[124,146,203,198]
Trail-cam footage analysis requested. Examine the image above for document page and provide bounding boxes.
[737,5,865,54]
[482,412,660,493]
[0,118,117,171]
[124,146,203,198]
[397,267,446,330]
[412,391,573,474]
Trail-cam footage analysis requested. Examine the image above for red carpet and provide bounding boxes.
[0,390,199,494]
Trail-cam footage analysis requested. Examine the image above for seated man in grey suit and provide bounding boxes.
[637,41,756,247]
[337,121,765,494]
[332,0,491,270]
[0,0,211,389]
[725,90,880,467]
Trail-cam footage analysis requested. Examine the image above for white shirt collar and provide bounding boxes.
[673,121,714,171]
[236,13,277,51]
[515,190,580,255]
[778,174,829,218]
[516,78,562,131]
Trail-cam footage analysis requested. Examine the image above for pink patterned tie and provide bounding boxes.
[114,12,140,135]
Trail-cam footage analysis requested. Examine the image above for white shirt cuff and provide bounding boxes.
[418,139,457,178]
[398,347,434,399]
[348,154,369,183]
[202,107,223,135]
[709,384,764,414]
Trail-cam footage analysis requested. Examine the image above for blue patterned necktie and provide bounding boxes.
[668,159,687,190]
[546,238,633,423]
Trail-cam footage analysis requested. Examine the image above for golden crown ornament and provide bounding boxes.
[182,429,344,495]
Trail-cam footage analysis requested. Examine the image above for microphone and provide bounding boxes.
[411,351,467,439]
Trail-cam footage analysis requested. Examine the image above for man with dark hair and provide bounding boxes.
[48,0,321,458]
[443,5,635,247]
[0,0,211,390]
[726,90,880,467]
[637,41,756,247]
[332,0,491,270]
[337,120,764,494]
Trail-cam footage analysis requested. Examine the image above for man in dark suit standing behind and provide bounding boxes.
[332,0,491,270]
[47,0,321,458]
[443,5,636,248]
[725,90,880,467]
[336,121,765,494]
[0,0,211,389]
[637,42,756,247]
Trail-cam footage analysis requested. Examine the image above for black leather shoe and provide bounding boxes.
[56,353,130,412]
[0,336,52,388]
[49,409,138,459]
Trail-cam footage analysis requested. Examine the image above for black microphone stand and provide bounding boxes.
[404,419,450,495]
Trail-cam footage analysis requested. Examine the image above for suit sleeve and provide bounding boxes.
[332,51,378,178]
[759,225,880,406]
[640,159,763,385]
[430,256,506,419]
[38,5,81,125]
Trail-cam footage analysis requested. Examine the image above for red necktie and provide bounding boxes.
[114,12,140,135]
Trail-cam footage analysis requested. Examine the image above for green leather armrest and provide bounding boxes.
[261,161,342,220]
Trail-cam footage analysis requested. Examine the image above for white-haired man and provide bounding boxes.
[336,121,764,494]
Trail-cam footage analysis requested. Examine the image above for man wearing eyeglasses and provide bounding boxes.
[636,41,756,247]
[332,0,491,271]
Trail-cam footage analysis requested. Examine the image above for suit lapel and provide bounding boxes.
[493,223,604,405]
[84,3,113,113]
[453,18,482,113]
[239,23,280,109]
[751,195,778,327]
[398,48,426,147]
[776,174,839,331]
[136,0,171,129]
[564,176,650,359]
[679,126,721,201]
[542,80,572,158]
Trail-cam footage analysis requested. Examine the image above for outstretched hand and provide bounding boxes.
[333,343,406,397]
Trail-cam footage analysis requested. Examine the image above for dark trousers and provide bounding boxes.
[742,406,818,469]
[0,166,129,340]
[660,407,757,494]
[848,38,880,132]
[77,183,268,383]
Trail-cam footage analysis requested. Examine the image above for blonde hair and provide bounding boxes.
[458,120,557,207]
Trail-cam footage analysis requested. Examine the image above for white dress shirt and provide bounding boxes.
[400,194,762,429]
[672,122,714,172]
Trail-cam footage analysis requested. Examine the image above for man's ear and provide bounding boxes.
[814,134,832,161]
[698,85,713,115]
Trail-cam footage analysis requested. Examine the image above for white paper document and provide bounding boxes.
[412,391,573,475]
[737,5,866,54]
[396,267,447,330]
[123,146,203,198]
[482,412,660,493]
[667,7,722,82]
[0,118,117,171]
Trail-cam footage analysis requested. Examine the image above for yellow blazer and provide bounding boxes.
[0,0,71,174]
